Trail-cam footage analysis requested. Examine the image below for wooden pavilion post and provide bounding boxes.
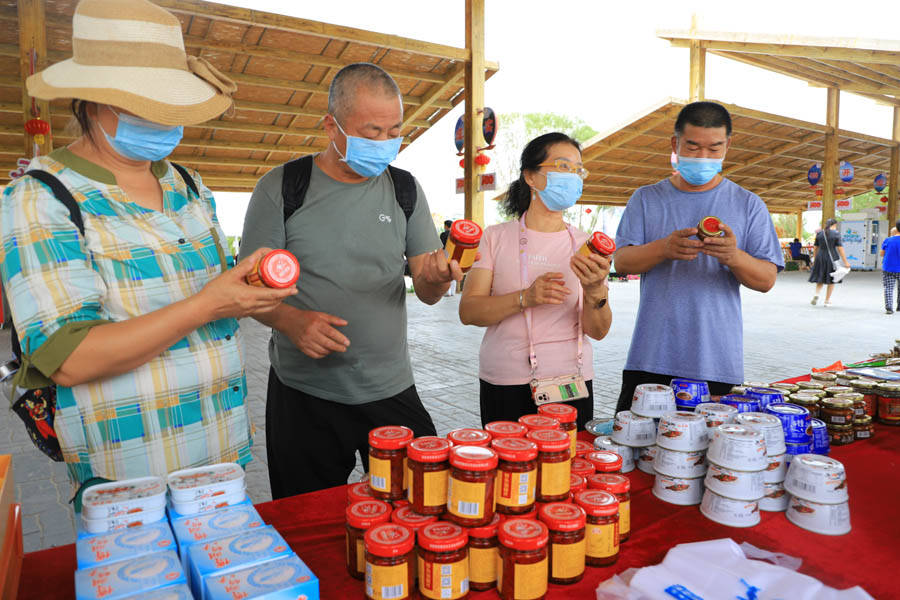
[17,0,52,156]
[689,42,706,102]
[821,87,839,227]
[463,0,486,225]
[796,210,803,239]
[889,106,900,228]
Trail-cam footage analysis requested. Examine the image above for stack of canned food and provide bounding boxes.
[699,424,768,527]
[784,454,851,536]
[652,411,709,507]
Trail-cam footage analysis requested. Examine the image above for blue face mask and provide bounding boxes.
[103,108,184,161]
[333,117,402,178]
[676,156,723,186]
[537,171,583,211]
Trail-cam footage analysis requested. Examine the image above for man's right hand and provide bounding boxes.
[661,228,705,261]
[288,310,350,359]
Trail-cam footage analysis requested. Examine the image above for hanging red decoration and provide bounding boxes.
[881,196,889,203]
[585,208,592,214]
[458,158,465,168]
[24,117,50,145]
[474,153,491,166]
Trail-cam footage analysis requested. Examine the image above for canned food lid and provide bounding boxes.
[825,386,854,395]
[811,372,838,381]
[537,402,577,423]
[525,429,570,451]
[766,402,809,416]
[853,415,873,424]
[573,490,619,516]
[587,231,616,256]
[450,219,483,245]
[368,426,414,450]
[735,412,781,427]
[722,395,757,404]
[347,500,392,529]
[793,454,844,471]
[571,457,596,476]
[797,381,825,389]
[789,393,819,403]
[491,438,538,461]
[467,513,501,538]
[484,421,528,439]
[574,440,594,457]
[447,428,492,447]
[588,473,630,494]
[666,411,705,423]
[518,414,560,431]
[407,436,452,462]
[365,523,414,556]
[498,518,549,550]
[391,506,438,529]
[700,216,722,234]
[770,382,799,390]
[585,451,623,472]
[746,387,783,396]
[832,392,863,402]
[539,502,586,531]
[449,445,498,471]
[877,382,900,392]
[258,250,300,288]
[418,521,468,552]
[716,424,764,439]
[821,397,853,409]
[810,418,827,429]
[569,473,587,491]
[850,379,877,390]
[347,482,375,503]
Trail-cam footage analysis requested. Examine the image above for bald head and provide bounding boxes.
[328,63,401,122]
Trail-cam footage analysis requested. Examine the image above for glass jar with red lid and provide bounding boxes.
[485,421,528,440]
[526,429,572,503]
[406,436,452,515]
[571,457,596,479]
[539,502,587,585]
[497,518,549,600]
[696,215,725,240]
[519,414,561,433]
[346,500,392,580]
[538,403,578,458]
[499,506,537,523]
[447,445,498,527]
[245,249,300,288]
[365,523,416,600]
[392,505,438,539]
[574,490,619,566]
[585,450,623,474]
[417,521,470,600]
[586,474,631,542]
[369,426,414,501]
[574,440,594,460]
[569,473,587,499]
[491,438,538,515]
[447,428,492,448]
[348,481,377,505]
[467,513,500,591]
[578,231,617,258]
[444,219,483,273]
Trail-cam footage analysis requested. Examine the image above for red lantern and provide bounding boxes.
[24,117,50,145]
[458,158,465,168]
[585,208,592,214]
[474,154,491,166]
[881,196,889,203]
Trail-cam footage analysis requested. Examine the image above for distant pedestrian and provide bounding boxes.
[789,237,811,270]
[881,220,900,314]
[809,218,850,307]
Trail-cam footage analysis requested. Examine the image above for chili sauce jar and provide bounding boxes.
[585,450,623,474]
[696,216,725,240]
[407,437,452,515]
[447,428,492,448]
[538,403,578,459]
[491,438,539,515]
[365,523,415,600]
[447,446,498,527]
[467,513,500,592]
[348,481,377,505]
[245,249,300,288]
[444,219,483,272]
[417,522,469,600]
[821,397,854,427]
[346,499,392,580]
[574,440,594,460]
[574,490,619,567]
[828,424,855,446]
[588,474,631,542]
[876,382,900,425]
[850,379,878,417]
[538,502,586,585]
[518,414,561,433]
[853,415,874,441]
[569,474,587,499]
[578,231,616,258]
[497,518,549,600]
[526,429,572,503]
[570,457,596,479]
[369,426,414,501]
[485,421,528,440]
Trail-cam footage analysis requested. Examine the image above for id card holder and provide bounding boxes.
[531,375,589,406]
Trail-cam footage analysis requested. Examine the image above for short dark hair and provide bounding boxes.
[328,63,401,121]
[896,219,900,230]
[501,132,582,219]
[444,220,453,228]
[674,101,732,137]
[69,99,98,145]
[825,218,838,229]
[793,238,799,243]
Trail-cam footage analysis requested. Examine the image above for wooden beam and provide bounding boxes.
[197,119,325,138]
[402,62,464,130]
[17,0,51,155]
[583,114,673,162]
[814,59,900,90]
[890,107,900,228]
[710,50,847,89]
[723,132,821,176]
[715,101,832,134]
[231,99,431,129]
[796,210,804,240]
[822,88,840,226]
[463,0,485,226]
[661,34,900,65]
[689,39,706,101]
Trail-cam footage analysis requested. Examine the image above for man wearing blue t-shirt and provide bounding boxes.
[881,222,900,314]
[613,102,784,411]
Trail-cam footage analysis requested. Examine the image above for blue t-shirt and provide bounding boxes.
[883,236,900,273]
[615,178,785,384]
[789,241,803,258]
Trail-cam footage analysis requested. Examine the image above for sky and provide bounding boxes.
[212,0,900,236]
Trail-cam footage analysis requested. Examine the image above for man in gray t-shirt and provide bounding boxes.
[241,64,462,498]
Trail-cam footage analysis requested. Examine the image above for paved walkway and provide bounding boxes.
[1,269,893,551]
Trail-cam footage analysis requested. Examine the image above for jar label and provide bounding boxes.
[370,456,392,493]
[830,415,847,424]
[856,431,870,438]
[345,532,365,574]
[421,469,449,508]
[540,460,571,497]
[448,478,486,519]
[514,557,548,598]
[468,546,497,584]
[366,561,409,600]
[418,556,469,599]
[880,397,900,417]
[620,499,631,536]
[496,469,536,507]
[586,522,619,558]
[567,431,577,463]
[403,457,409,491]
[445,240,478,270]
[551,539,586,579]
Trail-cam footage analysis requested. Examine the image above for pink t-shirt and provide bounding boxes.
[472,219,595,385]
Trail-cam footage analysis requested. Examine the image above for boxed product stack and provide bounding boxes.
[652,412,709,506]
[735,413,788,512]
[80,477,168,536]
[784,454,851,535]
[700,424,768,527]
[166,463,247,519]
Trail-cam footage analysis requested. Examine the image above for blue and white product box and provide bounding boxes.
[75,550,186,600]
[188,526,293,599]
[76,521,176,569]
[119,584,193,599]
[167,494,251,523]
[205,554,319,600]
[170,502,264,576]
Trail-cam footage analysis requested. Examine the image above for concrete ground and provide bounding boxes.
[0,269,894,552]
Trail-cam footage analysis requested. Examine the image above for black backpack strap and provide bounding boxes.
[387,165,417,222]
[281,155,314,223]
[170,162,199,198]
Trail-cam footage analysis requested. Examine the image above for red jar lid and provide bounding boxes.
[346,499,392,529]
[574,490,619,517]
[449,445,498,471]
[498,518,549,551]
[526,429,570,452]
[589,473,630,494]
[391,506,438,531]
[450,219,483,245]
[539,502,587,531]
[258,249,300,289]
[365,523,415,557]
[585,450,623,473]
[418,521,469,552]
[570,473,586,494]
[571,457,596,477]
[447,428,492,447]
[700,216,722,235]
[574,440,594,458]
[407,437,452,462]
[347,482,376,505]
[537,403,577,423]
[484,421,528,439]
[491,438,538,462]
[467,513,500,539]
[369,425,414,450]
[587,231,616,256]
[518,414,560,431]
[391,498,410,509]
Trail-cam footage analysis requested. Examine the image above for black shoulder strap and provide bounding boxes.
[281,155,314,223]
[170,162,199,198]
[387,165,417,222]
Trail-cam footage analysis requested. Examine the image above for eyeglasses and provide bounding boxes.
[538,159,589,180]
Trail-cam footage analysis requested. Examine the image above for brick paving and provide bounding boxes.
[0,269,893,551]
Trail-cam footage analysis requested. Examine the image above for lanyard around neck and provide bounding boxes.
[518,211,583,379]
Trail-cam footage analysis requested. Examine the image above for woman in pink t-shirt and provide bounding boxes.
[459,133,612,428]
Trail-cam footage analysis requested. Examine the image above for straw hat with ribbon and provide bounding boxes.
[26,0,237,126]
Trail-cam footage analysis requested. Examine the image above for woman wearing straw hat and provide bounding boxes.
[0,0,295,498]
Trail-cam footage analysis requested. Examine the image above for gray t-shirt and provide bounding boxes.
[240,161,441,404]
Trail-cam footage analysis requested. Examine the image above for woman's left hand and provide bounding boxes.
[570,253,610,300]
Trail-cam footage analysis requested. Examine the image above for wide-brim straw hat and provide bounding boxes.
[26,0,236,126]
